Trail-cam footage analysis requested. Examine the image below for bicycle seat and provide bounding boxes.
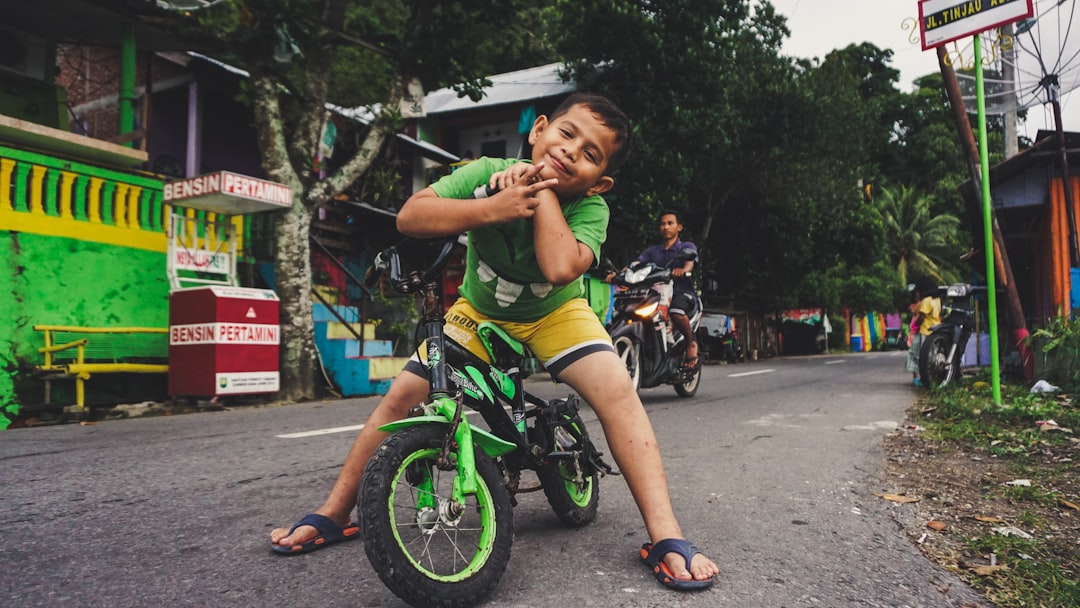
[477,322,525,369]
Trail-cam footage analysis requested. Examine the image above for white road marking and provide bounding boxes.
[276,410,481,438]
[824,360,846,365]
[728,369,775,378]
[277,424,365,439]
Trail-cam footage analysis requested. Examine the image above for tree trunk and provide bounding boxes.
[275,201,317,401]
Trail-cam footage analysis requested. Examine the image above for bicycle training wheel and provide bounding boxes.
[358,425,514,608]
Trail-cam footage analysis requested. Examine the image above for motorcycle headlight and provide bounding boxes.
[625,266,652,284]
[634,301,659,319]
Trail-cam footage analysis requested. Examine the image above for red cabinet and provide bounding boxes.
[168,286,280,397]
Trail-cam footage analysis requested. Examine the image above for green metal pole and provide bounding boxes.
[119,23,137,147]
[974,36,1002,405]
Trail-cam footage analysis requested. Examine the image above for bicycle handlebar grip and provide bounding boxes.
[364,250,389,288]
[472,184,498,199]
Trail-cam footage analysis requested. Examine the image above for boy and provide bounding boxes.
[270,93,718,589]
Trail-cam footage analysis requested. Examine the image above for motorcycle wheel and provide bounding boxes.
[359,425,514,608]
[918,331,957,388]
[674,359,701,398]
[536,413,599,528]
[612,335,641,391]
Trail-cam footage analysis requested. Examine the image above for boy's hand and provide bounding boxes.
[488,162,533,192]
[487,162,558,223]
[488,161,557,193]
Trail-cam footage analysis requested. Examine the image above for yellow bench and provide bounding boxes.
[34,325,169,410]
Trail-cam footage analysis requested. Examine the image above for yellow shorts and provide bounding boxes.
[408,297,614,377]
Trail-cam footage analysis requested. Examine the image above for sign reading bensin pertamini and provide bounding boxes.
[919,0,1033,50]
[163,171,293,214]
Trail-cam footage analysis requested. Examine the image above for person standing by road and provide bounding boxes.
[906,276,942,386]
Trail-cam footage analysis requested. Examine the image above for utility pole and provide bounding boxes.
[1002,23,1019,159]
[937,45,1033,380]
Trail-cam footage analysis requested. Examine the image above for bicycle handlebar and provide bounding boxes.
[365,237,458,295]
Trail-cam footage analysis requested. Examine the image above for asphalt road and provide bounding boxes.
[1,351,989,608]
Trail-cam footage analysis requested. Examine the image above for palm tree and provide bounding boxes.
[874,185,962,287]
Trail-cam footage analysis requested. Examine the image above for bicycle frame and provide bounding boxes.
[371,241,601,507]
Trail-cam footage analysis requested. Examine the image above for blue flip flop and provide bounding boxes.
[639,539,715,590]
[271,513,360,555]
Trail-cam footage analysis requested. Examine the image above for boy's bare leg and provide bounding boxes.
[557,350,719,582]
[270,372,429,547]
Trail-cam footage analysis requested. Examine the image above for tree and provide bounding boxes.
[873,185,962,287]
[551,0,793,259]
[185,0,554,401]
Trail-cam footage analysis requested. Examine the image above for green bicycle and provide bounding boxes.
[358,239,616,608]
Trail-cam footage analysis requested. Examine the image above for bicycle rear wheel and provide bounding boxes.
[536,412,599,528]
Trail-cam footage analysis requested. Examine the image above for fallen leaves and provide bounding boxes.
[873,492,919,504]
[969,564,1009,576]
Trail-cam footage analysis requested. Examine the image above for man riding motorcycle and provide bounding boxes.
[608,209,700,368]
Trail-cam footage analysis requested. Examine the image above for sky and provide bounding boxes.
[771,0,1079,139]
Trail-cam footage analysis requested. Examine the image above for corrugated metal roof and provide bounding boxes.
[423,63,574,115]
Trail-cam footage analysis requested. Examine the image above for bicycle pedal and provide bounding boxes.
[545,451,576,460]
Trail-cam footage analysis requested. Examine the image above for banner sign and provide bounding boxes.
[919,0,1033,50]
[169,323,280,346]
[163,171,292,214]
[172,249,230,273]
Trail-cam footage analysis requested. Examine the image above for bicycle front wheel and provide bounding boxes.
[359,425,514,608]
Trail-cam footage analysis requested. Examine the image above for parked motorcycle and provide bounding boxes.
[719,328,745,363]
[606,249,702,397]
[918,283,985,388]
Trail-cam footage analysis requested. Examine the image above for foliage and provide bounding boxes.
[550,2,913,311]
[551,0,793,252]
[1028,314,1080,391]
[873,185,964,287]
[790,260,905,313]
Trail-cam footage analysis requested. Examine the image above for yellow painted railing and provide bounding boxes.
[34,325,169,410]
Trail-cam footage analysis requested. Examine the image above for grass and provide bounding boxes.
[915,370,1079,608]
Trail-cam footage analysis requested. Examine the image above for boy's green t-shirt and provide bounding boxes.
[430,157,609,322]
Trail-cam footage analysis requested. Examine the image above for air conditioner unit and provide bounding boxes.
[0,26,48,81]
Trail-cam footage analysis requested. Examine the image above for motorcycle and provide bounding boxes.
[719,328,745,364]
[605,249,702,397]
[918,283,985,388]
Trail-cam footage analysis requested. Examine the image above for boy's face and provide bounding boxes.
[658,213,681,240]
[527,104,617,199]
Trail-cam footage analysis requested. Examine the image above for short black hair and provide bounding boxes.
[914,276,938,297]
[550,92,632,173]
[658,209,681,224]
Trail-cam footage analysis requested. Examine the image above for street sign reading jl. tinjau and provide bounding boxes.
[918,0,1034,50]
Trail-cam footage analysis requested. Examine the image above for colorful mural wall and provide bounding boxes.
[0,145,217,427]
